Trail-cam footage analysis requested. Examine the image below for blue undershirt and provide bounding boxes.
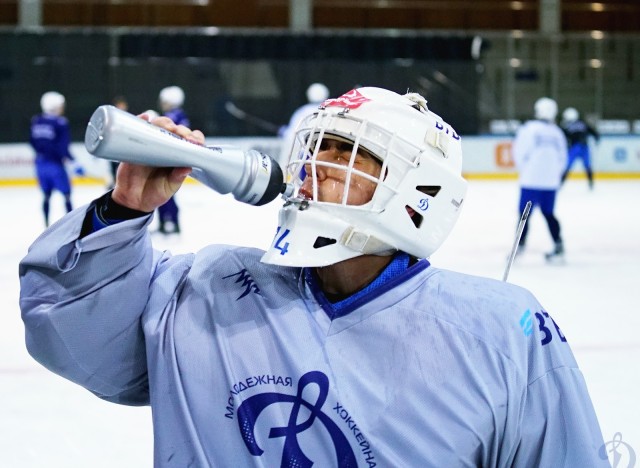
[304,252,412,319]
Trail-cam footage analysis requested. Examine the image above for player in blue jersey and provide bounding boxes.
[560,107,600,189]
[30,91,84,227]
[156,85,190,234]
[513,97,568,262]
[19,87,608,467]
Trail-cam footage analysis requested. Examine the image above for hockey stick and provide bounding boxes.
[224,101,281,134]
[502,200,532,282]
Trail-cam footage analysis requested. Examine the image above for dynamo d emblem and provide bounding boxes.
[237,371,358,467]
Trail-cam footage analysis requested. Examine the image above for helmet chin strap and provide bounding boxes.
[340,227,397,256]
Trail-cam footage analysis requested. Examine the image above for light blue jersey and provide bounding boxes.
[19,206,607,467]
[513,120,568,190]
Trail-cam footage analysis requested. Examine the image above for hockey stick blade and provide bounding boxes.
[502,200,532,282]
[224,101,281,134]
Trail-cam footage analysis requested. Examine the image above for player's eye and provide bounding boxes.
[317,139,329,151]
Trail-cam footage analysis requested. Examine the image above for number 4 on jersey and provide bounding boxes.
[273,227,290,256]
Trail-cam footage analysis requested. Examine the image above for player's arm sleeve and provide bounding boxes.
[512,367,609,467]
[18,202,161,405]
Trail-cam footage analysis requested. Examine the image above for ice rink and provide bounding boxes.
[1,177,638,467]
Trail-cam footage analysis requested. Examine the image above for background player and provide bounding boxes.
[156,85,189,234]
[513,97,568,262]
[29,91,83,227]
[560,107,600,189]
[20,87,606,466]
[278,82,330,167]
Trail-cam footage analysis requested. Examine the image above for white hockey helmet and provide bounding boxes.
[562,107,579,123]
[534,97,558,121]
[306,83,330,103]
[159,86,185,109]
[40,91,65,115]
[261,87,468,267]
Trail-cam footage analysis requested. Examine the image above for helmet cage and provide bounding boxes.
[287,110,422,213]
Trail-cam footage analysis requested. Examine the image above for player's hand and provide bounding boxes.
[111,115,205,213]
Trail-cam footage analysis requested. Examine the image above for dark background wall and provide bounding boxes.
[0,30,479,142]
[1,0,639,142]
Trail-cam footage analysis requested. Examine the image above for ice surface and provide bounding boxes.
[1,178,638,467]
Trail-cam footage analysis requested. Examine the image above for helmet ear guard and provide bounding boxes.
[261,87,468,268]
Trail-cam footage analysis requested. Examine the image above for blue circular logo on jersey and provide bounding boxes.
[236,371,358,466]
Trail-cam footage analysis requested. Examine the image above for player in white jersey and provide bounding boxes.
[512,97,568,262]
[19,87,608,467]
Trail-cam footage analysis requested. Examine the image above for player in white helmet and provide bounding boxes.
[513,97,568,262]
[560,107,600,188]
[20,87,606,467]
[278,82,330,167]
[156,85,190,234]
[30,91,84,226]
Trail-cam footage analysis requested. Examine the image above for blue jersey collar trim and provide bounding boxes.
[304,254,430,320]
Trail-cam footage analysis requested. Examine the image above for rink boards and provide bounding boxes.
[1,135,639,185]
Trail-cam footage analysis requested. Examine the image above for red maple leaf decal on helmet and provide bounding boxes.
[322,89,371,109]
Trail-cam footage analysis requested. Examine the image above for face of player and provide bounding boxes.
[298,137,382,206]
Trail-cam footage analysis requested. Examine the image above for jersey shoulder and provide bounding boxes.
[424,268,578,383]
[425,268,537,337]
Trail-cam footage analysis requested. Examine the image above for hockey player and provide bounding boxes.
[30,91,83,227]
[156,85,190,234]
[19,87,607,466]
[279,82,330,167]
[560,107,600,189]
[513,97,568,262]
